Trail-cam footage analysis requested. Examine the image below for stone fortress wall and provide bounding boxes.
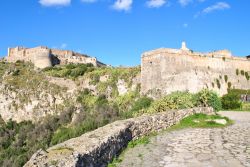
[141,42,250,97]
[6,46,105,68]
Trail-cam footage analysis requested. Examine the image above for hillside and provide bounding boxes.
[0,61,148,166]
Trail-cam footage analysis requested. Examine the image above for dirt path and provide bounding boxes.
[118,111,250,167]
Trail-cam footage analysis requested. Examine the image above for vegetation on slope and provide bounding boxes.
[0,61,147,167]
[43,63,95,79]
[0,88,221,166]
[0,61,68,112]
[0,61,224,167]
[0,91,153,166]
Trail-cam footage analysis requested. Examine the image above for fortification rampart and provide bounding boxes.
[7,46,52,68]
[141,43,250,97]
[6,46,105,68]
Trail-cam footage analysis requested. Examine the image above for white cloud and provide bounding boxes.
[81,0,97,3]
[183,23,188,28]
[60,43,67,49]
[146,0,166,8]
[195,2,230,18]
[178,0,192,7]
[112,0,133,11]
[39,0,71,7]
[202,2,230,14]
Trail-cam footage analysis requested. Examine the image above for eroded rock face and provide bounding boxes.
[24,107,213,167]
[0,70,139,123]
[0,78,73,123]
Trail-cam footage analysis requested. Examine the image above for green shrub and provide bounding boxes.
[228,89,250,95]
[228,82,232,89]
[43,63,94,78]
[195,89,222,112]
[221,92,242,110]
[236,69,239,75]
[147,92,196,113]
[245,72,249,80]
[242,103,250,111]
[216,79,221,89]
[12,69,20,76]
[130,97,153,112]
[122,97,153,118]
[241,70,245,76]
[224,75,228,83]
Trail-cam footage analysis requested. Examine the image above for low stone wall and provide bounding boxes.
[24,107,214,167]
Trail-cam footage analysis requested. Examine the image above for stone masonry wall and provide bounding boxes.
[6,46,105,68]
[24,107,214,167]
[7,46,52,69]
[141,49,250,97]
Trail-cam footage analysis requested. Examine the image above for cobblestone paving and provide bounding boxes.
[118,112,250,167]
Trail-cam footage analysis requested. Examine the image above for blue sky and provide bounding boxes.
[0,0,249,66]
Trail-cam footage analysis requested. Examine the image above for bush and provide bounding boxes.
[147,92,196,113]
[242,103,250,111]
[12,69,20,76]
[122,97,153,118]
[44,63,94,78]
[195,89,222,112]
[236,69,239,75]
[130,97,153,112]
[216,79,221,89]
[245,72,249,80]
[228,82,232,89]
[224,75,228,83]
[221,92,242,110]
[241,70,245,76]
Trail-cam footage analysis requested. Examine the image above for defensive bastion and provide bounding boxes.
[6,46,105,68]
[141,42,250,97]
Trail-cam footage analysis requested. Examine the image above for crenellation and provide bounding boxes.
[6,46,105,68]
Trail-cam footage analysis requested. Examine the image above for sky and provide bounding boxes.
[0,0,249,66]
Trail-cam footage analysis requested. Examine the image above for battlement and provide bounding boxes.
[6,46,105,68]
[142,42,248,63]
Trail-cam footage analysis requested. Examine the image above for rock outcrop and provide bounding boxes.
[0,63,140,123]
[24,107,214,167]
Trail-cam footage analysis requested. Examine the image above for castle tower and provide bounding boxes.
[33,49,52,69]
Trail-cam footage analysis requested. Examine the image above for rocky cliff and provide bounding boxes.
[0,61,140,123]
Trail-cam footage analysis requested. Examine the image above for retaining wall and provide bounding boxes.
[24,107,214,167]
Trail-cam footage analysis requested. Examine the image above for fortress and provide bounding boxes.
[141,42,250,97]
[6,46,105,68]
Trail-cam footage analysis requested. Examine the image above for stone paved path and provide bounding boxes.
[118,111,250,167]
